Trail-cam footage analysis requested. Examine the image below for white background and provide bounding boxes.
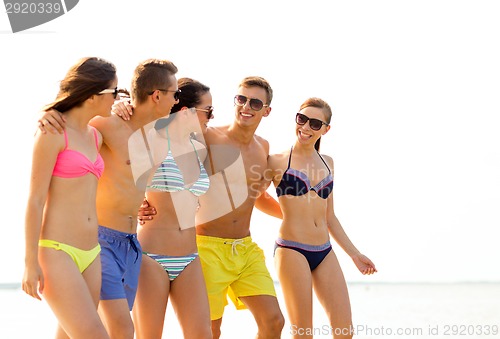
[1,0,500,285]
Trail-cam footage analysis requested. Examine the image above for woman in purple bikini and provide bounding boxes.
[267,97,377,339]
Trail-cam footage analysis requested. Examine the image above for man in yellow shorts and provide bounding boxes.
[194,76,284,339]
[196,236,276,316]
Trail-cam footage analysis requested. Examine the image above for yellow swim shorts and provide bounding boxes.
[196,235,276,320]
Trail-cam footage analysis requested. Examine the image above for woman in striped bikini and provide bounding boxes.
[131,79,213,339]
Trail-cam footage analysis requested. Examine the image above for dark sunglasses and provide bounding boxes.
[196,106,214,119]
[234,94,268,111]
[98,87,119,99]
[148,89,182,101]
[295,113,329,131]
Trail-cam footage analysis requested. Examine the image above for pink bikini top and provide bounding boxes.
[52,127,104,179]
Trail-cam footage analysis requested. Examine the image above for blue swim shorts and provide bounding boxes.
[98,225,142,310]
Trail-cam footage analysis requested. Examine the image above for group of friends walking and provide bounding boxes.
[23,57,376,339]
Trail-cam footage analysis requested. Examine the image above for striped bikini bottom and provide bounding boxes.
[144,252,198,281]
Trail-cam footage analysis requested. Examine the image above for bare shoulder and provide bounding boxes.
[90,115,129,144]
[268,150,290,180]
[204,125,229,143]
[320,153,334,170]
[268,150,289,167]
[207,125,228,136]
[90,115,121,133]
[34,128,65,151]
[254,133,270,152]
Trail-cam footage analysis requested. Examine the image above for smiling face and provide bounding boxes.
[234,85,270,128]
[295,106,330,145]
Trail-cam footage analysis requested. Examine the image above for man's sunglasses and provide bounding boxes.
[196,106,214,119]
[295,113,329,131]
[234,94,268,111]
[148,89,182,101]
[99,87,120,99]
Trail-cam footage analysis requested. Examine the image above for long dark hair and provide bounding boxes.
[172,77,210,112]
[44,57,116,114]
[299,97,332,151]
[155,78,210,129]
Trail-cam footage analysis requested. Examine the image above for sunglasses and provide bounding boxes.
[295,113,329,131]
[234,94,268,111]
[148,89,182,101]
[99,87,119,99]
[196,106,214,119]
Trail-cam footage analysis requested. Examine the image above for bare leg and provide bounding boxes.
[98,299,134,339]
[169,258,212,339]
[312,251,353,339]
[39,247,109,338]
[132,255,170,339]
[275,247,314,339]
[211,318,223,339]
[240,295,284,339]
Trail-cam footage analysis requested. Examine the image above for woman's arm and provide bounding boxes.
[23,131,62,299]
[325,155,377,275]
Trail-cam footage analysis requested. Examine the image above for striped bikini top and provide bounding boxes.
[147,127,210,197]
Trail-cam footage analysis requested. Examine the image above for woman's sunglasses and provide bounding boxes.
[295,113,329,131]
[196,106,214,119]
[99,87,120,99]
[234,94,268,111]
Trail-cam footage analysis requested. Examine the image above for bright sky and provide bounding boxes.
[1,0,499,284]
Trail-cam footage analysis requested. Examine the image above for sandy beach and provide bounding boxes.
[2,282,499,338]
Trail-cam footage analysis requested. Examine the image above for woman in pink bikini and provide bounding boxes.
[23,57,118,338]
[268,97,377,339]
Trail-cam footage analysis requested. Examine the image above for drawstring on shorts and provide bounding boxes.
[126,234,139,263]
[224,239,246,255]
